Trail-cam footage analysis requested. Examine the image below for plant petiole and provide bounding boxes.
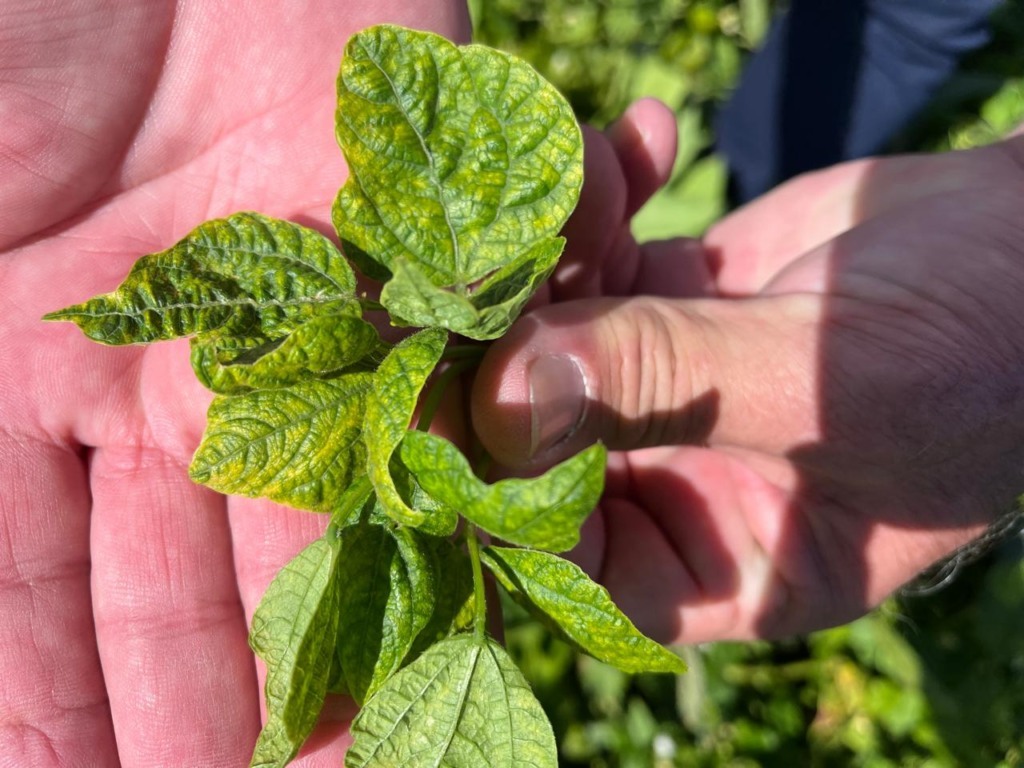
[465,523,488,642]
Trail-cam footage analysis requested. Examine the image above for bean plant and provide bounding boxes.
[46,25,685,767]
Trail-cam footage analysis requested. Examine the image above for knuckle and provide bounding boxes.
[599,298,699,448]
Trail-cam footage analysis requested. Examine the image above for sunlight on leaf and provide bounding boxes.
[189,373,372,512]
[190,313,380,394]
[346,635,556,767]
[364,328,456,534]
[333,25,582,337]
[483,546,686,675]
[250,537,342,767]
[46,213,357,344]
[401,431,606,552]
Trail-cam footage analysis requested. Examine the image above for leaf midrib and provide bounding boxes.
[431,640,480,767]
[357,37,463,285]
[194,380,367,479]
[56,292,343,321]
[351,638,481,767]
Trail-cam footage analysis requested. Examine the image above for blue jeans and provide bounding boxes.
[717,0,1000,202]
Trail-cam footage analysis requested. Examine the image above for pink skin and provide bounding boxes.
[474,116,1024,645]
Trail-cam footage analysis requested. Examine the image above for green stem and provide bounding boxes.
[358,297,387,312]
[416,356,477,432]
[465,523,487,641]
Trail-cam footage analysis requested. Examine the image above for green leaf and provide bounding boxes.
[189,373,372,512]
[333,24,582,336]
[335,522,435,705]
[45,212,357,344]
[380,238,563,340]
[468,237,563,339]
[346,635,556,768]
[482,546,686,675]
[400,431,606,552]
[378,258,479,334]
[249,537,342,768]
[363,328,455,534]
[328,475,375,530]
[409,537,476,656]
[190,333,274,393]
[327,650,348,696]
[190,313,382,394]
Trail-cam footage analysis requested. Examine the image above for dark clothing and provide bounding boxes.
[717,0,1001,202]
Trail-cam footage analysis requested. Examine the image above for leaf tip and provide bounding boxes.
[187,457,211,485]
[42,305,87,325]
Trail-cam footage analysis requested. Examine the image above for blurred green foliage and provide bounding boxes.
[893,2,1024,153]
[502,539,1024,767]
[470,0,771,238]
[473,2,1024,765]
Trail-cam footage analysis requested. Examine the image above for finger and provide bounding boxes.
[606,97,678,218]
[552,101,679,301]
[597,228,716,300]
[90,445,259,767]
[588,446,789,644]
[550,125,628,300]
[706,142,1017,295]
[590,444,994,644]
[0,434,118,766]
[471,293,821,466]
[626,237,715,298]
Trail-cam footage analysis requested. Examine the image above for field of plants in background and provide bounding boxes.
[470,1,1024,765]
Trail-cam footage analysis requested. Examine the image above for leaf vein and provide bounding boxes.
[359,39,462,282]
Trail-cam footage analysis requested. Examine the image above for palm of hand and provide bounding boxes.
[1,3,468,765]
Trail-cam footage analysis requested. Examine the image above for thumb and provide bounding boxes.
[471,295,819,467]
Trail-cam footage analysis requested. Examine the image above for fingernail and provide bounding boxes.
[528,355,587,457]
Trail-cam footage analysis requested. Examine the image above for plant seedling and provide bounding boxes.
[46,25,685,767]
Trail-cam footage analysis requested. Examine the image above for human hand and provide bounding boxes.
[0,2,469,766]
[472,122,1024,644]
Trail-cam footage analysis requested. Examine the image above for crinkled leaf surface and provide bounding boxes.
[45,213,357,344]
[249,537,341,768]
[191,332,276,393]
[363,328,455,534]
[401,431,606,552]
[189,373,372,512]
[336,522,435,704]
[409,537,475,657]
[328,476,374,530]
[190,313,381,394]
[379,237,563,340]
[468,237,563,339]
[346,635,556,768]
[378,258,478,334]
[482,547,686,675]
[333,24,582,337]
